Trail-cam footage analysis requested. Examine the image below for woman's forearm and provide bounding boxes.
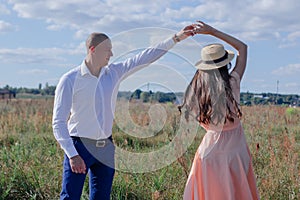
[194,21,248,78]
[210,28,247,53]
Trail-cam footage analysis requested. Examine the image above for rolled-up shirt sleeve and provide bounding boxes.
[52,75,78,158]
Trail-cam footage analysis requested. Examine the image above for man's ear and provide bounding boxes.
[89,46,95,53]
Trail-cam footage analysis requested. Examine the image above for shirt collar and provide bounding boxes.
[80,60,92,76]
[80,60,110,77]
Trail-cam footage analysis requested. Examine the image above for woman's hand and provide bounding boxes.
[194,20,217,35]
[193,20,248,79]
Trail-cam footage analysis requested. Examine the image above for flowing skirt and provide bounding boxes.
[183,123,260,200]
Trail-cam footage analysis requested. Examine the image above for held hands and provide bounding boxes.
[174,24,198,42]
[174,21,216,42]
[193,20,216,35]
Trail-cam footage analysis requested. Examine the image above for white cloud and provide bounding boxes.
[280,82,300,94]
[18,69,48,75]
[8,0,171,38]
[279,31,300,48]
[0,20,17,33]
[9,0,103,31]
[5,0,300,43]
[285,82,299,88]
[272,64,300,75]
[287,31,300,42]
[0,3,11,15]
[250,79,266,83]
[0,47,83,65]
[70,41,86,55]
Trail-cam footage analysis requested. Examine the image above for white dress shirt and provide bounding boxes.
[52,37,176,158]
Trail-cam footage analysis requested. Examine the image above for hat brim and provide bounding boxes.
[195,51,235,70]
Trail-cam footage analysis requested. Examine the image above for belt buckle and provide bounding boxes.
[96,140,106,147]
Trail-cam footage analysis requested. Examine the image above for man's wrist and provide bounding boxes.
[70,154,80,160]
[173,34,181,43]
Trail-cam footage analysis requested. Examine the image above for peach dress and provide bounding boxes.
[183,72,260,200]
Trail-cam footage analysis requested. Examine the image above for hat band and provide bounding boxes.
[203,51,228,65]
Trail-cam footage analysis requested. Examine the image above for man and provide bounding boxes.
[52,25,195,200]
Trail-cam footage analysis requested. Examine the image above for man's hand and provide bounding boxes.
[173,24,199,42]
[69,155,86,174]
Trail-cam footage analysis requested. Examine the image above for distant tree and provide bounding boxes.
[117,91,132,100]
[285,95,293,102]
[154,92,176,103]
[31,88,41,95]
[276,97,283,105]
[140,92,151,102]
[131,89,142,100]
[43,85,56,95]
[153,91,163,102]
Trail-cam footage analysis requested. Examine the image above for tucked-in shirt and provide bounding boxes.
[52,37,176,158]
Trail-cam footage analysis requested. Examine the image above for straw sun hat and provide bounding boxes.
[195,43,235,70]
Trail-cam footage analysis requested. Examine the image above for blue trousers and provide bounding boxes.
[60,137,115,200]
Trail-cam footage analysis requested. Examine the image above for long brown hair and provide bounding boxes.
[178,65,242,125]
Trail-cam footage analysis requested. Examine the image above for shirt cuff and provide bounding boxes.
[164,36,176,49]
[64,145,79,158]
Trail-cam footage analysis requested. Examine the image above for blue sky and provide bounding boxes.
[0,0,300,94]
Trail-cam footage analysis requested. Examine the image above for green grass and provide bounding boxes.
[0,99,299,199]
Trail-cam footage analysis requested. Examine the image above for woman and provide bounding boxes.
[179,21,260,200]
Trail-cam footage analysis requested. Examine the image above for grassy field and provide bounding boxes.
[0,98,299,199]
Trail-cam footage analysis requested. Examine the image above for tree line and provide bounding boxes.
[240,92,299,106]
[1,83,56,96]
[1,85,299,106]
[118,90,299,106]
